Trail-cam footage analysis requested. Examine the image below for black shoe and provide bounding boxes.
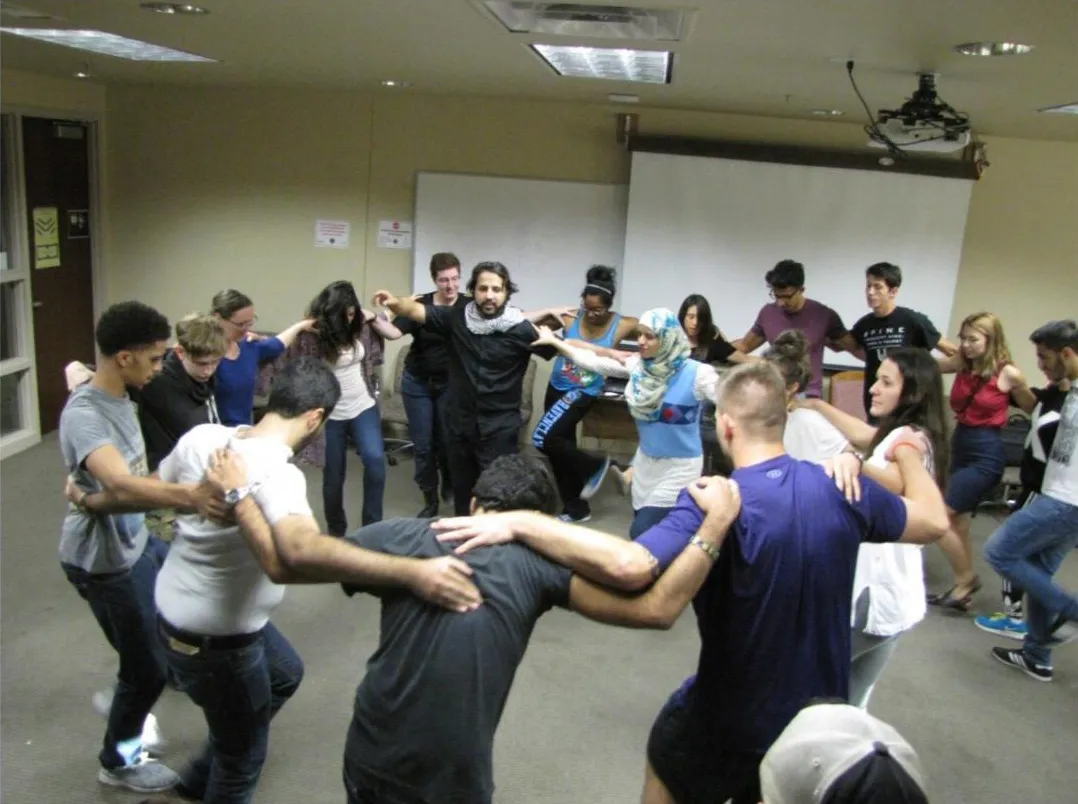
[991,647,1052,682]
[417,490,439,518]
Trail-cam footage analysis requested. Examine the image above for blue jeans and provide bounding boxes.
[324,406,386,536]
[62,535,169,769]
[400,370,451,495]
[164,622,304,804]
[984,493,1078,665]
[630,505,673,541]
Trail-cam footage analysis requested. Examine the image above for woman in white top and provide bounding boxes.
[799,347,951,708]
[532,308,721,539]
[764,330,852,462]
[309,281,402,535]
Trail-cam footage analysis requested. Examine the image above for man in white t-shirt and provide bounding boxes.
[984,320,1078,683]
[155,356,482,802]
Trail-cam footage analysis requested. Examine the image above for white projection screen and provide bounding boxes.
[620,152,974,367]
[413,172,628,312]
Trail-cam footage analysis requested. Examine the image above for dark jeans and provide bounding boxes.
[533,386,603,518]
[946,424,1005,514]
[343,762,443,804]
[324,405,387,535]
[630,505,673,541]
[62,535,169,770]
[164,621,304,804]
[448,418,520,515]
[400,370,452,495]
[647,690,763,804]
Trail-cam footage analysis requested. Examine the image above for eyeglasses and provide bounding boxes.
[228,314,258,330]
[769,288,802,301]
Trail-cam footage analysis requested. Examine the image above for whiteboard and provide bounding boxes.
[621,152,974,367]
[413,172,628,311]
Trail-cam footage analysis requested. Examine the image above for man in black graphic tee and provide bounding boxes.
[850,262,957,421]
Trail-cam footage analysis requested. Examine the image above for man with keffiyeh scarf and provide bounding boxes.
[374,262,552,516]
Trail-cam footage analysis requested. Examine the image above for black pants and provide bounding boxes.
[532,386,603,518]
[448,418,520,515]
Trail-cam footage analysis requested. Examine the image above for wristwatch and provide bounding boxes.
[690,535,721,561]
[224,482,261,506]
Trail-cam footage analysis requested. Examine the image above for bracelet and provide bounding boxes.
[690,535,721,562]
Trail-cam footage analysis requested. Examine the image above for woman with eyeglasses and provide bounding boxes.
[211,289,315,426]
[530,266,638,522]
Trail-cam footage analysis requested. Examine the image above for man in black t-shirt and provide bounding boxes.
[377,262,556,516]
[850,262,957,421]
[339,454,740,804]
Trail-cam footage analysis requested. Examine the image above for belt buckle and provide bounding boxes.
[166,635,201,656]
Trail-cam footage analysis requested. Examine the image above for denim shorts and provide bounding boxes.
[945,424,1005,514]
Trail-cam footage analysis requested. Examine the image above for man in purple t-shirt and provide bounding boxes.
[436,362,949,804]
[733,259,861,397]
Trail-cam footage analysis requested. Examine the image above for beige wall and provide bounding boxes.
[4,73,1076,388]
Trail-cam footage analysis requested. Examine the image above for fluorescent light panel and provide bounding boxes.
[532,45,671,84]
[0,27,215,61]
[1039,102,1078,115]
[484,2,685,41]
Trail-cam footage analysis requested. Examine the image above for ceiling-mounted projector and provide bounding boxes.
[867,73,972,153]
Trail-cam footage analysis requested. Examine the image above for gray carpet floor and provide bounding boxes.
[2,434,1076,803]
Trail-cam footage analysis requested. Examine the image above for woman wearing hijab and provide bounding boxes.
[532,308,721,538]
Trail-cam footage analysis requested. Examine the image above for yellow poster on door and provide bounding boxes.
[33,206,60,269]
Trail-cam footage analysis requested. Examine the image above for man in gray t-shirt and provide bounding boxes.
[59,302,224,796]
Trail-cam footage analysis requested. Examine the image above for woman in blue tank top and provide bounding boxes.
[531,266,638,523]
[533,307,722,539]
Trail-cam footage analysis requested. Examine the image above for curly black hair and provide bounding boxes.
[95,301,171,356]
[472,455,559,515]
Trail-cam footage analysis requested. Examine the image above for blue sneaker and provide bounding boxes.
[975,612,1027,641]
[579,456,612,501]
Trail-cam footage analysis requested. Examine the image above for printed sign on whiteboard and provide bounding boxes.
[378,220,413,250]
[315,219,350,248]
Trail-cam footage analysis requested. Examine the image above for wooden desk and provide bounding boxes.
[581,396,637,442]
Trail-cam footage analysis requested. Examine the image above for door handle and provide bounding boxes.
[32,301,44,308]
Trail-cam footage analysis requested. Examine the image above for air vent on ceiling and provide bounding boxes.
[481,2,687,41]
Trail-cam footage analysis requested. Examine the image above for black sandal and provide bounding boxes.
[928,575,982,613]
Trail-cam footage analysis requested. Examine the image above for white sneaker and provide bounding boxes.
[92,688,168,756]
[98,752,179,793]
[579,457,612,501]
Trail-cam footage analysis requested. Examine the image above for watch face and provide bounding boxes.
[225,490,240,504]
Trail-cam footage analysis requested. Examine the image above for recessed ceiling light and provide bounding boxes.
[380,79,411,88]
[73,62,93,78]
[1038,102,1078,115]
[953,41,1033,57]
[0,27,216,61]
[532,45,671,84]
[482,2,686,42]
[608,93,640,104]
[810,109,843,117]
[140,2,209,14]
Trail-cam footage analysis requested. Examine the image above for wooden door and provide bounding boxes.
[23,117,96,434]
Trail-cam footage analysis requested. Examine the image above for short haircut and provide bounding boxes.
[1030,319,1078,354]
[174,314,229,359]
[866,261,902,289]
[717,361,788,438]
[429,252,461,281]
[210,289,254,319]
[765,259,805,290]
[95,301,171,357]
[471,455,559,515]
[764,329,811,393]
[265,356,341,421]
[467,261,518,298]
